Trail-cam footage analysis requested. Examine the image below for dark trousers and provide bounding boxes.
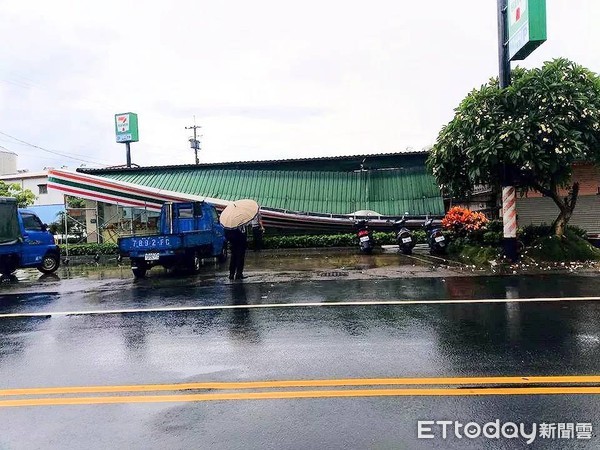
[225,228,247,279]
[229,243,246,279]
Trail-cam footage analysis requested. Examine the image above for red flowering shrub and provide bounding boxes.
[442,207,488,235]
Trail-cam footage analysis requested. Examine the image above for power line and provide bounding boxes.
[0,131,111,167]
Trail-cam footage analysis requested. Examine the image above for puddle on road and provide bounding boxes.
[0,250,440,292]
[242,250,426,272]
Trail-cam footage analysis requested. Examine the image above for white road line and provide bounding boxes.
[0,296,600,318]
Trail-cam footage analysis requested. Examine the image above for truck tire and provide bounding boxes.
[132,267,147,278]
[188,252,201,273]
[38,252,60,274]
[217,245,227,264]
[131,260,147,278]
[0,254,19,276]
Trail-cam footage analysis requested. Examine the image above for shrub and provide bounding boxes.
[525,233,600,262]
[442,207,488,236]
[519,224,589,247]
[482,231,502,246]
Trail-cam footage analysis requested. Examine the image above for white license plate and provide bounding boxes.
[359,236,370,242]
[144,252,160,261]
[402,237,412,244]
[434,236,445,243]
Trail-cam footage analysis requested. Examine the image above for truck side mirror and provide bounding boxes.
[41,223,48,231]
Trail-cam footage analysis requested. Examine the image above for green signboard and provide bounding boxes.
[115,112,139,143]
[508,0,546,61]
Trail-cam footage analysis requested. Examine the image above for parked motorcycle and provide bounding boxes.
[424,217,447,255]
[393,216,416,255]
[354,219,375,254]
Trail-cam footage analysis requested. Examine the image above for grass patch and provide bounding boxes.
[524,233,600,262]
[451,244,501,267]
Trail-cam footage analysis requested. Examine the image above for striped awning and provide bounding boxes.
[48,169,228,212]
[48,169,437,231]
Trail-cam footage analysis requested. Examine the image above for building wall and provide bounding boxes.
[515,162,600,234]
[516,196,600,234]
[520,163,600,198]
[0,150,17,175]
[0,171,64,206]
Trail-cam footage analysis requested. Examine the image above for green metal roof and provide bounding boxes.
[81,153,444,216]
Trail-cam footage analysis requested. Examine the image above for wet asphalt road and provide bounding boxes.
[1,264,600,449]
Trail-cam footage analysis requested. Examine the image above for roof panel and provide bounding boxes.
[98,165,443,216]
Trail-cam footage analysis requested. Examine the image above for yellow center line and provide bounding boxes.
[3,387,600,408]
[2,375,600,397]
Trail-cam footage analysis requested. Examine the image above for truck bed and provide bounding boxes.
[118,231,215,256]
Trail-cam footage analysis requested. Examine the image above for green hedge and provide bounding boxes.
[59,243,119,256]
[259,231,427,249]
[59,231,429,255]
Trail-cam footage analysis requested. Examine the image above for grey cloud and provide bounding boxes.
[154,103,330,122]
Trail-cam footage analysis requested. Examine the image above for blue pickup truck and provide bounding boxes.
[118,201,227,278]
[0,197,61,276]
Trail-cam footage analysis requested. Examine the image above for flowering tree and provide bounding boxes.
[427,59,600,237]
[442,206,488,235]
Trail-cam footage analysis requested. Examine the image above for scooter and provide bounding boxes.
[354,219,375,254]
[393,216,416,255]
[424,217,447,255]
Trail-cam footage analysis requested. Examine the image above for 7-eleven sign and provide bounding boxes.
[507,0,546,61]
[114,112,139,143]
[116,114,129,132]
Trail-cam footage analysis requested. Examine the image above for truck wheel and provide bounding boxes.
[217,245,227,264]
[132,267,147,278]
[189,253,201,273]
[0,265,16,276]
[1,254,19,276]
[131,260,147,278]
[38,253,60,274]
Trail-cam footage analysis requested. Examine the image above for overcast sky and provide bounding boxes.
[0,0,598,171]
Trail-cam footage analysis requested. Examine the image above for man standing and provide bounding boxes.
[251,211,265,252]
[225,226,247,280]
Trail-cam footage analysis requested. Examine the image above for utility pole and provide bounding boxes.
[185,116,201,165]
[497,0,518,263]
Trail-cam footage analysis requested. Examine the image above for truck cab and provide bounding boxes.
[0,197,61,276]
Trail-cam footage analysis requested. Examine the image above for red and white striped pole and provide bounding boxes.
[502,185,518,261]
[502,186,517,238]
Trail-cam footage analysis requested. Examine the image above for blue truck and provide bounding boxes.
[118,201,227,278]
[0,197,61,276]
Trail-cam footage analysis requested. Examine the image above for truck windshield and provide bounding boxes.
[0,202,21,243]
[22,213,45,231]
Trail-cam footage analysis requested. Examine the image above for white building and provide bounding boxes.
[0,150,65,224]
[0,170,64,206]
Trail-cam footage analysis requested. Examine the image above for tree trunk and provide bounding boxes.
[552,208,571,237]
[550,182,580,237]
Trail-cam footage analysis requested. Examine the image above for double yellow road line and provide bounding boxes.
[2,376,600,408]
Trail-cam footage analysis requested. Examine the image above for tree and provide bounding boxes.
[66,196,86,208]
[49,211,86,241]
[0,180,36,207]
[427,58,600,237]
